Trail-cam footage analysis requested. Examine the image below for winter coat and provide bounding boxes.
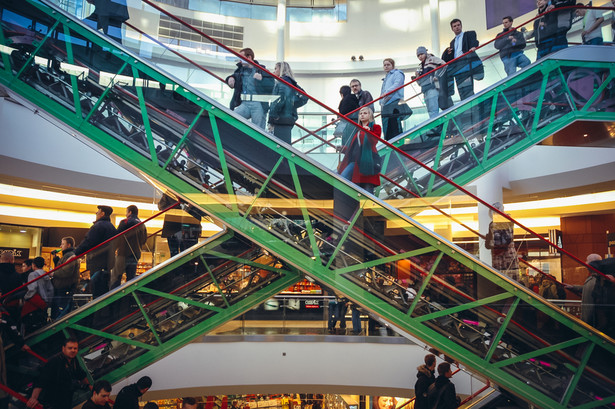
[268,75,300,125]
[116,215,147,260]
[416,54,446,93]
[338,123,382,186]
[225,60,275,110]
[414,364,436,409]
[380,69,405,106]
[74,216,118,273]
[52,247,80,290]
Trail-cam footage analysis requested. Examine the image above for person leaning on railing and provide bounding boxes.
[69,206,117,298]
[414,46,446,119]
[225,47,275,130]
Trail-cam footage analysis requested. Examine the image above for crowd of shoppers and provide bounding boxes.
[0,204,149,334]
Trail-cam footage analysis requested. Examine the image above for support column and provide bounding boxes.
[276,0,287,62]
[475,168,507,297]
[429,0,440,56]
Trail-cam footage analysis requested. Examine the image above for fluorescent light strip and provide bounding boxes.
[0,183,158,211]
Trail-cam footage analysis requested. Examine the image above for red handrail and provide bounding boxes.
[0,383,44,409]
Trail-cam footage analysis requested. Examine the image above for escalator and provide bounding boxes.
[377,47,615,201]
[1,1,615,408]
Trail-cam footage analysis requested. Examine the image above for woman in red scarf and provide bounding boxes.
[337,107,382,194]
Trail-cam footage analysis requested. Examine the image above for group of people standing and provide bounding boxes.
[414,354,460,409]
[0,204,147,333]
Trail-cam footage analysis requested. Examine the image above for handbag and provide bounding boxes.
[381,101,413,121]
[21,293,47,318]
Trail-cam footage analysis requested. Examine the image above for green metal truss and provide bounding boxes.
[6,231,302,390]
[376,53,615,201]
[1,2,615,408]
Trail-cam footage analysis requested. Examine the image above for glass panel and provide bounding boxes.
[569,344,615,408]
[485,92,528,160]
[536,68,572,132]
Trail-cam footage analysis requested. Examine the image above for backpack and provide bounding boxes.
[426,383,444,409]
[294,84,309,108]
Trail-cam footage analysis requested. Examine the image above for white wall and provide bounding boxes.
[113,339,486,399]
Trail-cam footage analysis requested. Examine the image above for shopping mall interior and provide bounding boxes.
[1,0,615,408]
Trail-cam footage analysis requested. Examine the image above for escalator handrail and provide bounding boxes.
[0,200,180,303]
[0,383,44,409]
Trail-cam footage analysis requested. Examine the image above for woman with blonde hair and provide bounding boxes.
[268,61,303,144]
[337,106,381,194]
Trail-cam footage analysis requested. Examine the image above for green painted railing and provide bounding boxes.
[377,49,615,202]
[1,1,614,408]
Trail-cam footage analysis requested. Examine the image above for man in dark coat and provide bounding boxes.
[494,16,531,76]
[442,19,480,100]
[51,236,80,319]
[113,376,152,409]
[111,205,147,289]
[27,338,89,409]
[225,47,274,129]
[427,362,459,409]
[414,353,436,409]
[0,251,21,296]
[0,251,24,320]
[73,205,118,298]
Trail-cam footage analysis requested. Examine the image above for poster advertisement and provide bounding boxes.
[485,0,537,29]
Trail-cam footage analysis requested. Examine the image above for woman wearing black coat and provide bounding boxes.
[267,62,299,144]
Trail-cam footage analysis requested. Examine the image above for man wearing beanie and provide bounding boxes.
[73,205,117,298]
[113,376,152,409]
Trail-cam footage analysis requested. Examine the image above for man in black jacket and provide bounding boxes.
[73,205,117,298]
[113,376,152,409]
[494,16,531,76]
[111,205,147,289]
[51,236,80,319]
[225,48,274,129]
[27,338,90,409]
[414,353,436,409]
[427,362,459,409]
[442,19,480,101]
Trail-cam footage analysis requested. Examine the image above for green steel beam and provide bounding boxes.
[2,3,615,407]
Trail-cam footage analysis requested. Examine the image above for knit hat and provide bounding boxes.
[416,46,428,56]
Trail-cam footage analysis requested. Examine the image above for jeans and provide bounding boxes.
[584,37,603,45]
[423,88,439,118]
[501,52,531,76]
[454,72,475,101]
[51,287,74,319]
[234,101,266,129]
